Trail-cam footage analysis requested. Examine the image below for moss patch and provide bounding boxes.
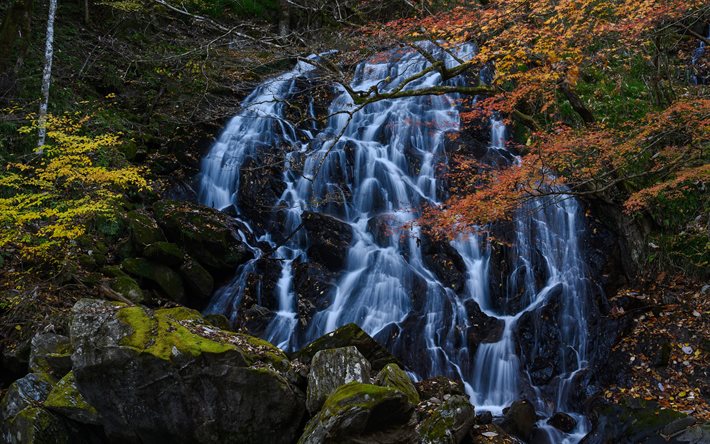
[374,363,420,404]
[321,382,399,416]
[44,371,98,419]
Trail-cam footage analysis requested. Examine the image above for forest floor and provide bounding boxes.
[604,275,710,420]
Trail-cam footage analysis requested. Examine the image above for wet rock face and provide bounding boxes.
[500,399,537,442]
[420,234,467,293]
[70,299,306,444]
[301,211,353,272]
[306,346,371,414]
[548,412,577,433]
[236,155,287,238]
[417,394,475,444]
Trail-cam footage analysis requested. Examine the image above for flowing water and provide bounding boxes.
[199,43,594,442]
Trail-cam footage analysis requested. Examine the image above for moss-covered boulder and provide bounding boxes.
[299,382,416,444]
[417,395,475,444]
[374,363,419,405]
[292,323,400,371]
[179,256,214,302]
[122,257,186,304]
[153,200,253,274]
[127,210,166,249]
[44,372,100,425]
[0,373,54,422]
[144,241,186,267]
[28,333,72,379]
[306,346,371,414]
[70,299,305,444]
[2,406,72,444]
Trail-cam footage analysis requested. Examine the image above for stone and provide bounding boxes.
[70,299,305,444]
[43,371,100,425]
[109,274,145,304]
[0,340,30,388]
[28,333,72,379]
[416,376,466,401]
[500,399,537,442]
[2,406,71,444]
[417,394,475,444]
[127,210,166,249]
[298,382,416,444]
[144,241,185,267]
[374,363,420,405]
[307,346,371,414]
[122,257,185,304]
[476,410,493,425]
[0,373,53,422]
[153,200,253,274]
[301,211,353,272]
[179,256,214,303]
[292,323,400,371]
[547,412,577,433]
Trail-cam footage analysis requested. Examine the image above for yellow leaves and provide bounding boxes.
[0,113,149,262]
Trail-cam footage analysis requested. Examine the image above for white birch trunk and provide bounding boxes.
[37,0,57,151]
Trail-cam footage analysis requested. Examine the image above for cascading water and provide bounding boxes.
[199,42,596,443]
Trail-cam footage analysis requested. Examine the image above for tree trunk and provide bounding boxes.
[559,82,595,124]
[0,0,34,77]
[38,0,58,151]
[84,0,89,24]
[279,0,290,37]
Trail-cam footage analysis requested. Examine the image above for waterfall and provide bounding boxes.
[199,43,594,443]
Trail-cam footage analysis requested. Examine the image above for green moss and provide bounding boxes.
[374,364,419,404]
[44,372,97,415]
[321,382,398,416]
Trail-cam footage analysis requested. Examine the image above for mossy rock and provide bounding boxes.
[588,397,688,443]
[127,209,166,249]
[28,333,72,379]
[417,395,475,444]
[204,313,231,330]
[299,382,415,444]
[179,255,214,302]
[374,363,419,405]
[44,372,100,425]
[144,241,186,267]
[152,199,253,273]
[70,299,305,443]
[1,373,54,421]
[306,346,371,414]
[109,274,145,304]
[121,257,185,304]
[2,407,71,444]
[292,323,400,371]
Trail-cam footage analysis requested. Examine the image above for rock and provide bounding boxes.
[122,257,186,304]
[0,341,30,388]
[179,256,214,303]
[420,235,467,293]
[417,394,475,444]
[298,382,416,444]
[203,314,231,330]
[476,410,493,425]
[153,199,253,274]
[500,400,537,441]
[302,211,353,272]
[241,304,275,337]
[292,261,336,321]
[236,155,286,237]
[0,373,53,422]
[43,371,100,425]
[127,210,166,249]
[2,406,72,444]
[661,416,696,438]
[28,333,72,379]
[674,423,710,444]
[471,424,520,444]
[374,363,419,405]
[70,299,306,444]
[547,412,577,433]
[109,274,145,304]
[292,323,400,371]
[366,214,398,248]
[307,346,371,414]
[144,241,185,267]
[416,376,466,401]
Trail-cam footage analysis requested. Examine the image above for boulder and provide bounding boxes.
[144,241,185,267]
[301,211,353,272]
[416,376,466,401]
[307,346,371,414]
[417,395,475,444]
[43,371,100,425]
[292,323,400,371]
[420,234,467,293]
[179,256,214,302]
[2,406,72,444]
[0,373,53,422]
[292,261,336,321]
[374,363,419,405]
[127,210,166,249]
[299,382,416,444]
[547,412,577,433]
[0,341,30,388]
[70,299,306,444]
[153,200,253,274]
[121,257,185,304]
[500,399,537,442]
[28,333,72,379]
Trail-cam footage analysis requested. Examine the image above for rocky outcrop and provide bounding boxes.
[302,211,353,272]
[70,299,305,444]
[306,346,371,413]
[417,394,475,444]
